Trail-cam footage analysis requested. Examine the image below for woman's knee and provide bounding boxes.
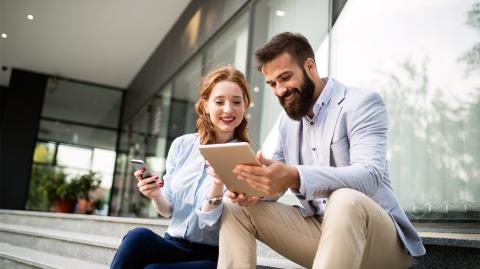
[122,227,157,245]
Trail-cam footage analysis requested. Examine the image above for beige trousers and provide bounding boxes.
[218,188,412,269]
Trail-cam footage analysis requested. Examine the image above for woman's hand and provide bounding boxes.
[206,161,224,189]
[134,169,164,199]
[201,162,225,212]
[226,191,259,207]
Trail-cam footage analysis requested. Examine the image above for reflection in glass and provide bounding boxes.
[247,0,330,148]
[204,10,250,74]
[330,0,480,221]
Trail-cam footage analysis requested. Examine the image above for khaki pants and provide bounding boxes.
[218,188,411,269]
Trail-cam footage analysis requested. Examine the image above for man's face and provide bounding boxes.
[262,52,315,120]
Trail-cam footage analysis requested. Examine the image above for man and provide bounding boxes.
[217,32,425,269]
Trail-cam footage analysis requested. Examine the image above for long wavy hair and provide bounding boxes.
[195,65,251,145]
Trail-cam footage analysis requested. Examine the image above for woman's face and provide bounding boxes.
[205,80,246,143]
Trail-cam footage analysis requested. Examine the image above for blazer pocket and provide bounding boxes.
[330,136,350,166]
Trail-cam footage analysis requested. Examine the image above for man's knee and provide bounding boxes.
[324,188,373,222]
[220,199,246,227]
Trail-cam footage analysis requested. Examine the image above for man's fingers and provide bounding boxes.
[257,151,274,166]
[234,164,264,176]
[239,172,268,184]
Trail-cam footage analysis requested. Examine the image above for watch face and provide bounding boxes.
[208,196,223,205]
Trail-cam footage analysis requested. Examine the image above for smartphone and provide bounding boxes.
[130,159,152,179]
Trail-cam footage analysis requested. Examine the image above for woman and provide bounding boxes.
[110,65,251,269]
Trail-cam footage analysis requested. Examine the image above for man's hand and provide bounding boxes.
[233,151,300,195]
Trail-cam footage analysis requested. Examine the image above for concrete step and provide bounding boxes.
[0,223,118,265]
[0,242,107,269]
[0,209,168,238]
[0,210,303,268]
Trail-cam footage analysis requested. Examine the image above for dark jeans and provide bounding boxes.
[110,227,218,269]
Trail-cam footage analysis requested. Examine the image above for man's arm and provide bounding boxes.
[235,91,388,198]
[296,91,388,199]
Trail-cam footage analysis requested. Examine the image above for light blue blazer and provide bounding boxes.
[272,78,426,257]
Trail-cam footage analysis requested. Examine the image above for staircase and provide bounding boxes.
[5,209,477,269]
[0,209,302,269]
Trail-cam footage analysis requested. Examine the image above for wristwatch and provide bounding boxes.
[206,195,223,205]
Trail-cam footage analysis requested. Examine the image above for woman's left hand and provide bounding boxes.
[206,161,224,188]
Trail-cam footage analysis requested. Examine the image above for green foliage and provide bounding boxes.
[26,164,56,210]
[27,165,103,211]
[72,172,102,201]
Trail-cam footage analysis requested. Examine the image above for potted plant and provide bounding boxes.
[74,172,102,214]
[40,169,77,213]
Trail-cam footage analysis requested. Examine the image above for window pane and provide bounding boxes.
[33,142,56,164]
[57,144,92,170]
[92,148,116,189]
[38,120,117,150]
[330,0,480,221]
[204,9,250,74]
[42,79,122,128]
[247,0,330,147]
[169,55,202,140]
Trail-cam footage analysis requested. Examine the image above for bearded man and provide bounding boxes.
[216,32,426,269]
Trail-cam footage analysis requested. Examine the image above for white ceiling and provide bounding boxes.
[0,0,190,88]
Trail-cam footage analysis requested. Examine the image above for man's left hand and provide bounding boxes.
[233,152,300,195]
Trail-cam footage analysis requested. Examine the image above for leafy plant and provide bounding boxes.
[73,172,102,201]
[41,168,71,203]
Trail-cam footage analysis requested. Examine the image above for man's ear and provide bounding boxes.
[304,58,316,74]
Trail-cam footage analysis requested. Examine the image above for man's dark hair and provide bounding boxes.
[254,32,315,71]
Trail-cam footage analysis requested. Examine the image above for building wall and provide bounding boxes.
[0,69,47,209]
[123,0,249,125]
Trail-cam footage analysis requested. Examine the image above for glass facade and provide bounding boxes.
[330,0,480,222]
[108,0,479,231]
[26,78,122,215]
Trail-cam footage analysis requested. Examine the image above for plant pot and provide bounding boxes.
[54,198,76,213]
[77,198,94,214]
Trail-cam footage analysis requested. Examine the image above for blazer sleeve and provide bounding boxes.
[296,91,388,200]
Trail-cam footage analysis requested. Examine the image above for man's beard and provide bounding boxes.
[278,70,315,121]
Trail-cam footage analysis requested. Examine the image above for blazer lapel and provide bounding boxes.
[321,81,346,165]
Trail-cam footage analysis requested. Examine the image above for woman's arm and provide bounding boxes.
[151,191,172,218]
[201,176,224,212]
[200,168,224,212]
[134,170,173,217]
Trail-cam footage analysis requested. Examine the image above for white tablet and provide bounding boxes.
[198,142,271,198]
